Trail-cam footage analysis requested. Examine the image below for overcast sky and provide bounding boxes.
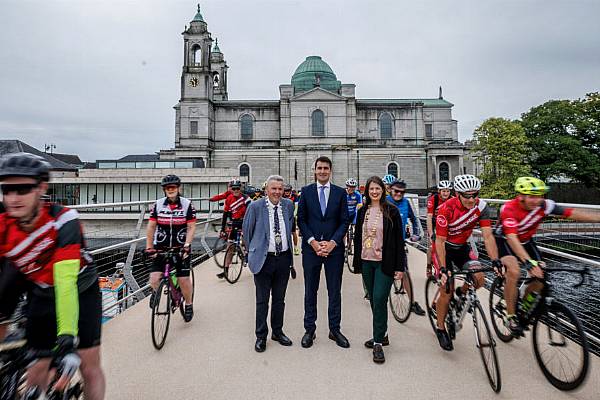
[1,0,599,161]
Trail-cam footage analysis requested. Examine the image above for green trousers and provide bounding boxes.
[362,260,394,343]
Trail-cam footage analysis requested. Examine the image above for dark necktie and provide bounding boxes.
[273,205,282,253]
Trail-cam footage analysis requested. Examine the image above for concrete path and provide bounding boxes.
[101,247,599,400]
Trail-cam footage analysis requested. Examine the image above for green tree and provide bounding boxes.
[520,93,600,187]
[473,118,531,198]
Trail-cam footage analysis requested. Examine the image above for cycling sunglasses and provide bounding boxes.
[459,191,480,199]
[1,183,39,196]
[391,189,406,194]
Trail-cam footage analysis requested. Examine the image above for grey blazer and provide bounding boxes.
[242,197,295,274]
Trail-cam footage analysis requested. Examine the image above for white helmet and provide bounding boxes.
[437,180,453,190]
[453,174,481,193]
[382,175,396,185]
[345,178,358,187]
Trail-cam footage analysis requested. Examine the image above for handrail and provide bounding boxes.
[415,195,600,210]
[71,197,209,210]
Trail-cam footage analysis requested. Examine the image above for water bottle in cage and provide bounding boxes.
[170,269,178,288]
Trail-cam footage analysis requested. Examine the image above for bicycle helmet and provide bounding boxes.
[453,174,481,193]
[345,178,358,187]
[514,177,549,196]
[437,180,453,190]
[382,175,396,185]
[0,152,50,182]
[390,179,407,189]
[160,174,181,187]
[284,184,293,191]
[230,180,242,189]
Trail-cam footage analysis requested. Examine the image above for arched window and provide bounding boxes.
[311,109,325,136]
[213,72,220,88]
[380,113,393,138]
[240,114,254,140]
[239,163,250,179]
[387,162,399,178]
[192,45,201,66]
[439,162,450,181]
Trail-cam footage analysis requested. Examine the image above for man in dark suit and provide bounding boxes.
[243,175,295,352]
[297,156,350,348]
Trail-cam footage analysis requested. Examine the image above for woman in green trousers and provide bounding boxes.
[352,176,406,363]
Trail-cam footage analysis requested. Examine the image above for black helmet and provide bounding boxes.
[160,174,181,187]
[390,179,407,189]
[230,180,242,189]
[284,184,292,191]
[0,152,51,182]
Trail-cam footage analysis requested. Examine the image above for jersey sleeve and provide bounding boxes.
[149,202,158,221]
[186,202,197,222]
[546,200,574,218]
[52,209,82,337]
[223,195,232,212]
[478,204,492,228]
[210,191,230,202]
[426,195,434,214]
[499,204,519,236]
[435,207,450,237]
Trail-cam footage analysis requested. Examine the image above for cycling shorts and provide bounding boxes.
[228,219,243,241]
[151,251,191,278]
[445,242,475,272]
[495,236,542,261]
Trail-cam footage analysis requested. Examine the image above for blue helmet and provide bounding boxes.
[382,175,396,185]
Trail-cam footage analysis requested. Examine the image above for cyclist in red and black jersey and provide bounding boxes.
[0,153,105,399]
[146,174,196,322]
[217,180,251,279]
[425,180,452,277]
[495,177,600,337]
[434,174,502,351]
[210,180,234,233]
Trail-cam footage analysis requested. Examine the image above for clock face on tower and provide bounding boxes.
[189,77,199,87]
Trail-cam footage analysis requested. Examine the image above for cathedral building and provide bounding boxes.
[161,5,468,190]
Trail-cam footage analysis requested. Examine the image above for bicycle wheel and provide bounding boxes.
[347,226,354,256]
[151,280,171,350]
[488,276,514,343]
[472,301,502,393]
[345,248,354,273]
[425,276,440,332]
[389,272,413,323]
[224,245,242,284]
[532,301,590,391]
[213,238,227,268]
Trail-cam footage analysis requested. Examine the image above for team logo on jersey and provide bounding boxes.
[436,215,448,228]
[156,227,167,243]
[177,230,187,244]
[504,218,518,228]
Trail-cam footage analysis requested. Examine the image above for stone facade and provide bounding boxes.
[163,7,468,191]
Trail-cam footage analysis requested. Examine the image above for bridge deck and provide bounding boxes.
[101,248,599,400]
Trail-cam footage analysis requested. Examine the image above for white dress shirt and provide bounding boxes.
[267,199,289,253]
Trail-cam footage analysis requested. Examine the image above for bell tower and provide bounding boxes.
[174,4,214,160]
[210,39,228,101]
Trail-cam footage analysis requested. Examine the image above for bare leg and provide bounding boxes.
[178,276,193,305]
[79,346,106,400]
[149,272,162,292]
[436,282,453,330]
[503,256,520,315]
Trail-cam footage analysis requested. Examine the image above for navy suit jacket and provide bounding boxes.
[297,183,350,256]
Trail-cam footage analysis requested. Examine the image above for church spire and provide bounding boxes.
[439,85,443,99]
[193,4,205,22]
[213,38,221,53]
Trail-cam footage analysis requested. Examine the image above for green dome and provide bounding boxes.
[291,56,341,94]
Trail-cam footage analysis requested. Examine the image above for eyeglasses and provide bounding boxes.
[459,192,479,199]
[1,183,39,196]
[391,189,405,194]
[232,187,241,191]
[164,185,179,191]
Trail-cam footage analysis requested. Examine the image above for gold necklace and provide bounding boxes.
[364,206,381,249]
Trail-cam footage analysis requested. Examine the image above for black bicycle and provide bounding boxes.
[222,229,246,284]
[213,222,231,269]
[489,265,590,391]
[389,246,414,323]
[148,249,195,350]
[425,261,502,393]
[345,224,355,273]
[0,305,83,399]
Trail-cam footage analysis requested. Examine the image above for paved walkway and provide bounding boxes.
[101,248,599,399]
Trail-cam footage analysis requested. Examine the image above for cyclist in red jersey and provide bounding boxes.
[217,180,251,279]
[434,174,502,351]
[426,180,453,277]
[0,153,105,399]
[210,180,234,234]
[495,177,600,336]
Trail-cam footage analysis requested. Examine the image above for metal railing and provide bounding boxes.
[75,198,224,320]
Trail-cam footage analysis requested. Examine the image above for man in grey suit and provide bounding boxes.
[243,175,295,352]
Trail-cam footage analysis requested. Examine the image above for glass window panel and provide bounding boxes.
[190,121,198,136]
[155,161,174,169]
[425,124,433,139]
[136,162,154,169]
[439,162,450,181]
[311,110,325,136]
[240,115,253,139]
[175,161,193,168]
[98,162,116,169]
[239,163,250,177]
[387,163,398,178]
[380,113,393,138]
[117,162,135,169]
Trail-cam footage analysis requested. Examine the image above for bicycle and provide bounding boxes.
[488,265,590,391]
[345,224,355,273]
[425,260,502,393]
[222,228,247,284]
[389,245,414,323]
[148,249,195,350]
[0,303,83,399]
[213,222,232,269]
